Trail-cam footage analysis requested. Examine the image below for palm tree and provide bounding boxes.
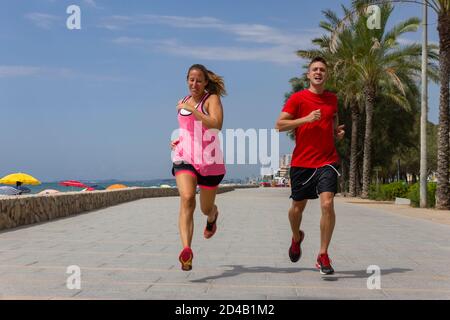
[350,0,448,202]
[428,0,450,209]
[381,0,448,208]
[298,3,439,198]
[347,2,438,198]
[320,9,367,197]
[297,6,366,196]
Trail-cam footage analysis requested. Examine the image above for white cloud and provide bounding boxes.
[397,38,417,45]
[111,37,148,45]
[106,14,321,64]
[0,65,75,78]
[84,0,97,6]
[102,14,315,47]
[99,15,133,30]
[100,14,220,30]
[153,39,300,65]
[0,66,42,77]
[397,38,439,49]
[83,0,102,9]
[0,65,123,81]
[111,37,300,64]
[24,12,61,29]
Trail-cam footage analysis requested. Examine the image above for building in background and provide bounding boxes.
[260,154,292,187]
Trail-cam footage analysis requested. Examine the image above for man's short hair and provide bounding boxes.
[309,57,328,68]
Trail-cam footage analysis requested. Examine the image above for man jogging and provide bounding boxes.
[275,57,345,275]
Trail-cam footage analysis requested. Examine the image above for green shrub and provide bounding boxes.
[369,182,409,201]
[407,182,436,208]
[368,183,381,200]
[381,182,409,200]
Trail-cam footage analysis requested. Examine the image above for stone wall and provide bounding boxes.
[0,186,251,231]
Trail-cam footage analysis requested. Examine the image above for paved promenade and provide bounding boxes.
[0,188,449,300]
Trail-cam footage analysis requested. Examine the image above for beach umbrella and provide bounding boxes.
[0,186,21,195]
[87,184,106,190]
[106,184,127,190]
[17,186,31,194]
[0,172,41,186]
[59,180,89,189]
[38,189,60,195]
[80,187,95,192]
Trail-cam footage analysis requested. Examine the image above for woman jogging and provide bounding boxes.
[171,64,226,271]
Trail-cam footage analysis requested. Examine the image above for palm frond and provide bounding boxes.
[383,17,420,44]
[385,68,406,95]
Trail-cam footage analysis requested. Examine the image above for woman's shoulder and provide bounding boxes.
[180,95,191,103]
[205,93,221,102]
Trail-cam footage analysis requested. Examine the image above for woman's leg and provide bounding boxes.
[176,172,197,248]
[199,187,219,238]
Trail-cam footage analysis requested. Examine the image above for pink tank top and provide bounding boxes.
[172,92,226,176]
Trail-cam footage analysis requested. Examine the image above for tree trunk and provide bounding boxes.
[362,86,375,198]
[340,160,348,196]
[349,104,360,197]
[356,164,362,196]
[436,11,450,210]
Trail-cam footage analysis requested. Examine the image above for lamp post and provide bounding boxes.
[420,0,428,208]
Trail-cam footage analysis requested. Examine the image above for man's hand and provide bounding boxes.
[307,109,321,123]
[336,124,345,141]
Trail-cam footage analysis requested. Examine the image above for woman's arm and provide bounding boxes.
[177,95,223,130]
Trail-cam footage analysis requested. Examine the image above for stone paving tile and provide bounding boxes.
[1,188,449,299]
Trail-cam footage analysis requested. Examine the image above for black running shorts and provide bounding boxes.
[290,163,340,201]
[172,162,224,189]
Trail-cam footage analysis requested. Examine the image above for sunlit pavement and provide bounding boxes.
[0,188,449,300]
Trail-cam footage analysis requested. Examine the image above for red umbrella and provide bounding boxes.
[59,180,89,189]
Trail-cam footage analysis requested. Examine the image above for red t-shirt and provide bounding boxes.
[282,89,339,168]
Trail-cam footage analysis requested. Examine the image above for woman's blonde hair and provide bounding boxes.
[187,64,227,97]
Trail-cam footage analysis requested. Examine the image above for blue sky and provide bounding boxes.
[0,0,441,182]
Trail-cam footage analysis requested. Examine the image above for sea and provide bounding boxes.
[17,178,246,194]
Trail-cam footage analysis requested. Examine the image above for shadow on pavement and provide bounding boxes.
[322,268,413,281]
[190,265,413,283]
[190,265,298,283]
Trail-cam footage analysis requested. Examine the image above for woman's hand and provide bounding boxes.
[177,100,195,113]
[170,139,179,150]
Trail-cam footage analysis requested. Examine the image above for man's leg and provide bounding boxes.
[318,192,335,254]
[288,199,307,262]
[289,199,307,242]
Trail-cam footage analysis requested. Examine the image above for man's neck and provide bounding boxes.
[308,84,325,95]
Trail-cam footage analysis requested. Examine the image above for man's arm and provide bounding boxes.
[275,110,321,132]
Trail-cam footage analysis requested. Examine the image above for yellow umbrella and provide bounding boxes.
[106,184,127,190]
[0,172,41,186]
